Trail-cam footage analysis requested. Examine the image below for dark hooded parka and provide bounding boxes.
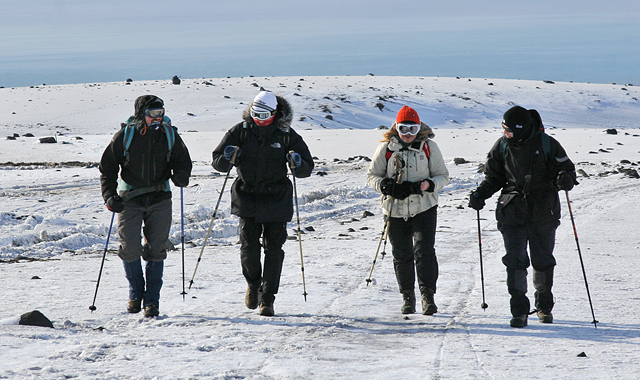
[211,95,314,223]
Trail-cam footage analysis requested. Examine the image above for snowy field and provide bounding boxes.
[1,76,639,379]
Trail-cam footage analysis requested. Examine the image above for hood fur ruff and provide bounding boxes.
[243,94,293,133]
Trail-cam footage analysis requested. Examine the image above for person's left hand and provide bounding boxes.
[557,171,575,191]
[287,151,302,168]
[171,170,189,187]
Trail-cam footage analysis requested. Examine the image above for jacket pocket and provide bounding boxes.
[496,191,527,225]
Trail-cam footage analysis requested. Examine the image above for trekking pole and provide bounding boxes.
[188,148,238,290]
[289,151,308,301]
[366,219,389,286]
[565,191,598,328]
[89,212,115,312]
[476,210,488,310]
[180,187,187,300]
[367,155,404,286]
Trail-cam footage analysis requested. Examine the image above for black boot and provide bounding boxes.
[533,268,554,323]
[421,288,438,315]
[507,268,530,327]
[401,290,416,314]
[510,314,528,328]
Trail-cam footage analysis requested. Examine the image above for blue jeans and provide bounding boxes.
[123,258,164,307]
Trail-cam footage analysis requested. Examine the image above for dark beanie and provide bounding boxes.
[503,106,532,129]
[134,95,164,120]
[503,106,533,143]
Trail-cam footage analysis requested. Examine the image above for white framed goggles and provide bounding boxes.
[145,108,165,118]
[250,107,275,121]
[397,122,420,136]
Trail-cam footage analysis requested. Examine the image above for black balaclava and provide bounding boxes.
[503,106,533,144]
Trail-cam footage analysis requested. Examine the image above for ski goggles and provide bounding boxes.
[250,107,275,121]
[397,122,420,136]
[145,108,165,118]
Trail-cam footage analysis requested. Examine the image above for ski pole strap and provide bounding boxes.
[121,184,168,202]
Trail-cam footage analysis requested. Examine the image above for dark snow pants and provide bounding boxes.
[238,217,288,305]
[498,221,558,316]
[388,206,439,296]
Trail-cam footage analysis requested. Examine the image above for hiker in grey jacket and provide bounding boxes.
[367,106,449,316]
[469,105,576,328]
[99,95,192,318]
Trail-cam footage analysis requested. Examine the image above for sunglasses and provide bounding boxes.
[397,122,420,136]
[250,108,275,121]
[145,108,165,118]
[502,122,515,133]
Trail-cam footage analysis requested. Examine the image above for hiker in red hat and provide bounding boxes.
[367,106,450,315]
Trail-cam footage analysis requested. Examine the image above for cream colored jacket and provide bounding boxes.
[367,125,449,219]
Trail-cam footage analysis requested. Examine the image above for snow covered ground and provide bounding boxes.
[1,76,639,379]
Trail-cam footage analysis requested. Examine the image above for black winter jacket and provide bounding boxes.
[211,96,313,223]
[475,129,576,225]
[100,120,192,207]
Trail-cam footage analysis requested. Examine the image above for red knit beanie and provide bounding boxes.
[396,106,420,124]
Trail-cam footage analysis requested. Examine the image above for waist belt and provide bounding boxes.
[121,184,168,202]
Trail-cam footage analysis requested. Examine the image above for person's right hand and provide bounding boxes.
[106,195,124,213]
[223,145,241,162]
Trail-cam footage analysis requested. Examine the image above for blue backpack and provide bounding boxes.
[118,116,175,194]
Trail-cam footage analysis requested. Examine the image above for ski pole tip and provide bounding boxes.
[89,305,97,311]
[481,302,488,309]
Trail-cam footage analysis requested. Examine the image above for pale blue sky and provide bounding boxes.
[1,0,638,87]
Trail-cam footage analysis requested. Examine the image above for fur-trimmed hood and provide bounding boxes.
[242,94,293,133]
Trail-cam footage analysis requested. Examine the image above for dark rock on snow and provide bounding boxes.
[19,310,54,328]
[39,137,56,144]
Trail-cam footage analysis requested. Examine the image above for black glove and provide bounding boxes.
[391,182,413,200]
[422,179,435,193]
[171,170,189,187]
[556,171,575,191]
[381,179,413,200]
[468,191,485,211]
[380,178,395,196]
[106,195,124,213]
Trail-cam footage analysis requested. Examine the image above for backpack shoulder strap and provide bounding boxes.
[499,139,507,162]
[422,140,430,159]
[239,121,248,146]
[282,129,291,151]
[540,132,551,162]
[122,118,136,166]
[160,117,175,162]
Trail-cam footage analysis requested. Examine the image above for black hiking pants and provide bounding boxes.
[388,206,439,296]
[239,217,288,304]
[499,221,559,316]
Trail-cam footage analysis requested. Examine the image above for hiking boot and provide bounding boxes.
[421,289,438,315]
[510,314,528,328]
[401,291,416,314]
[259,301,274,317]
[537,310,553,323]
[127,299,142,314]
[245,285,259,310]
[143,305,159,318]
